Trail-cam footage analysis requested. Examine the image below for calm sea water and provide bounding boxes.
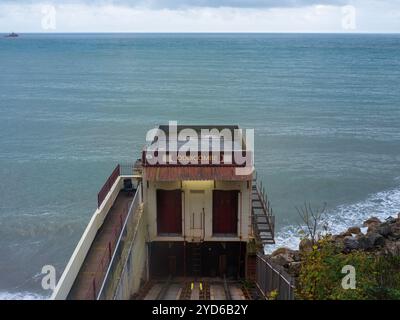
[0,33,400,299]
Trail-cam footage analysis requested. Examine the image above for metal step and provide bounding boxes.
[253,216,269,221]
[252,211,269,217]
[262,240,275,245]
[192,245,201,275]
[257,227,272,233]
[252,174,275,246]
[260,234,274,238]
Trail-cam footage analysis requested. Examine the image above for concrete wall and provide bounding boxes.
[51,177,124,300]
[144,178,252,243]
[114,204,148,299]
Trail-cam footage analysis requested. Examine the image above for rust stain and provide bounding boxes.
[144,166,252,181]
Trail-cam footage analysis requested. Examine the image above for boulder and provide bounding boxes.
[385,216,397,224]
[389,221,400,240]
[270,254,293,267]
[367,232,385,247]
[363,217,381,232]
[383,240,400,256]
[358,232,385,250]
[299,238,313,253]
[292,250,302,262]
[343,236,359,252]
[364,217,381,225]
[357,235,372,250]
[347,226,361,235]
[377,223,391,237]
[332,234,345,242]
[270,247,297,267]
[271,247,292,257]
[287,261,302,277]
[340,231,353,237]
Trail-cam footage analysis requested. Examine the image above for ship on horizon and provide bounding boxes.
[5,32,19,38]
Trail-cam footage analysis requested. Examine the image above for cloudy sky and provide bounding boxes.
[0,0,399,32]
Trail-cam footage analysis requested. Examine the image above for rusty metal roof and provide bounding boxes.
[144,166,253,181]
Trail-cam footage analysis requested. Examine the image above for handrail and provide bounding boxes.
[52,163,138,300]
[98,164,120,208]
[253,178,275,238]
[257,254,295,287]
[84,163,137,299]
[113,187,145,299]
[120,163,135,176]
[97,183,142,299]
[83,202,127,300]
[256,253,295,300]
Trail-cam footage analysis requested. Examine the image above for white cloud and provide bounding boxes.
[0,1,399,32]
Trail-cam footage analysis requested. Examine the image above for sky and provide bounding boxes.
[0,0,399,32]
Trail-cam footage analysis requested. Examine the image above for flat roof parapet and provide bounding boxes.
[143,124,253,168]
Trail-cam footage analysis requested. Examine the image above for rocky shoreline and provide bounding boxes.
[267,213,400,278]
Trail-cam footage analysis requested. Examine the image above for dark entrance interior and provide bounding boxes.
[149,241,246,279]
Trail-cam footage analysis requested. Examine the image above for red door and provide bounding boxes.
[157,189,182,234]
[213,190,238,235]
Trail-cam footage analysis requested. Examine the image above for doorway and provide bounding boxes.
[213,190,238,235]
[188,190,205,240]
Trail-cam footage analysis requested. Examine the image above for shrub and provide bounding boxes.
[296,237,400,300]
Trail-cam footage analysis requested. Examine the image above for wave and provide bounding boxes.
[266,186,400,253]
[0,291,46,300]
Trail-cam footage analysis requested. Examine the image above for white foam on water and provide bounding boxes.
[266,186,400,253]
[0,291,46,300]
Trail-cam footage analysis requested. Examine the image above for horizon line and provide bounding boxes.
[2,31,400,34]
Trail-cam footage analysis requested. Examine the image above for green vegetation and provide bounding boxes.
[267,290,279,300]
[241,279,254,290]
[296,237,400,300]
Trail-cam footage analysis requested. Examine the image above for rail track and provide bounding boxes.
[134,277,249,300]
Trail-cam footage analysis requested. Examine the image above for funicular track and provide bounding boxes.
[135,277,250,300]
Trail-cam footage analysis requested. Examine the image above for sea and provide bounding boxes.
[0,33,399,299]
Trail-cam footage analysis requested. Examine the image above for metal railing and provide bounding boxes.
[97,164,120,208]
[82,163,138,299]
[256,254,295,300]
[113,187,146,300]
[253,171,275,239]
[97,183,143,299]
[83,201,128,300]
[120,163,135,176]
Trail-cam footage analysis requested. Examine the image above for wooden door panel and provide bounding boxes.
[157,189,182,234]
[213,190,238,235]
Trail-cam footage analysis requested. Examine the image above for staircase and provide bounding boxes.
[252,172,275,245]
[192,244,202,276]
